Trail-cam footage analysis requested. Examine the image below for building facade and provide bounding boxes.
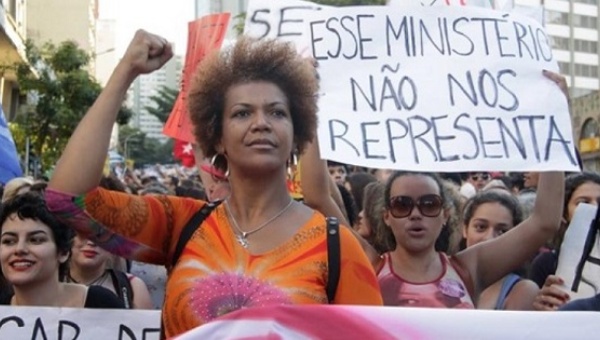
[513,0,600,171]
[0,0,29,120]
[572,91,600,172]
[26,0,98,71]
[515,0,600,98]
[127,55,183,142]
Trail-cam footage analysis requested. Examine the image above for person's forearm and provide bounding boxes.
[300,138,348,220]
[532,172,564,233]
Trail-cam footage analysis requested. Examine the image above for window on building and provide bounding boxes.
[574,64,599,78]
[572,14,598,29]
[558,62,571,75]
[580,118,600,154]
[545,10,568,25]
[552,36,570,50]
[574,39,598,54]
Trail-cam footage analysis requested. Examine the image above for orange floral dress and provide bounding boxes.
[46,188,382,338]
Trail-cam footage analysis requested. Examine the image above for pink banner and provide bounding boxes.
[176,304,600,339]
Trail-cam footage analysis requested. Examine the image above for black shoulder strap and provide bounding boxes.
[171,201,221,269]
[108,269,134,309]
[161,201,222,339]
[326,217,340,303]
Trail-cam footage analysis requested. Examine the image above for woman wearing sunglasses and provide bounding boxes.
[375,170,563,308]
[467,172,491,192]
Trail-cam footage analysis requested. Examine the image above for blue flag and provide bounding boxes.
[0,106,23,184]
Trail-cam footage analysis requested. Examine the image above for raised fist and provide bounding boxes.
[120,29,174,77]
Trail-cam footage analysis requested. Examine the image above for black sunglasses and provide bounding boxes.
[470,173,490,181]
[388,194,444,218]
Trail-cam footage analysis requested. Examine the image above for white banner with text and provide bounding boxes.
[0,306,160,340]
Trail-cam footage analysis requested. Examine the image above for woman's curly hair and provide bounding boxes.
[188,37,319,160]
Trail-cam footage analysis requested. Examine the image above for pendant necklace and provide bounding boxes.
[224,198,294,248]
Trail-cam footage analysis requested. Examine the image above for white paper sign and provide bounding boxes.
[244,0,331,54]
[0,306,161,340]
[387,0,494,8]
[243,0,494,52]
[556,203,600,300]
[308,5,577,172]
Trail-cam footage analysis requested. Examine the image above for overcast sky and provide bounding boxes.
[99,0,196,56]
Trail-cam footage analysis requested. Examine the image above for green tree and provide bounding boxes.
[145,85,178,123]
[12,40,131,170]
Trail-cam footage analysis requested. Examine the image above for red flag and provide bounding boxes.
[173,139,195,167]
[163,13,230,143]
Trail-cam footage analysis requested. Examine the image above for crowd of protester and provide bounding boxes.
[0,29,598,339]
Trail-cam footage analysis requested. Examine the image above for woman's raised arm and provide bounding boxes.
[49,30,173,194]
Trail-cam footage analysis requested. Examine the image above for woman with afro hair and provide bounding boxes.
[45,30,382,338]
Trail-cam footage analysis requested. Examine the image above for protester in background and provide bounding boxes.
[509,173,525,194]
[375,169,562,308]
[530,171,600,310]
[175,179,207,200]
[67,175,153,309]
[371,169,393,183]
[0,192,124,308]
[337,183,358,228]
[436,180,463,255]
[68,235,153,309]
[46,31,381,338]
[517,190,537,220]
[523,172,540,191]
[327,160,348,185]
[2,177,35,203]
[462,191,539,310]
[345,172,376,214]
[482,179,510,192]
[467,172,491,192]
[357,182,389,255]
[373,70,567,309]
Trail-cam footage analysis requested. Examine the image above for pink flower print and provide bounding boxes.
[189,273,291,321]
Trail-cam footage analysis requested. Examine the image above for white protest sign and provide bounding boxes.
[387,0,494,8]
[308,5,578,171]
[244,0,330,54]
[243,0,496,52]
[556,203,600,300]
[0,306,161,340]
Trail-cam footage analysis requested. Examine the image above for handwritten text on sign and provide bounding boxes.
[309,6,577,171]
[0,306,160,340]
